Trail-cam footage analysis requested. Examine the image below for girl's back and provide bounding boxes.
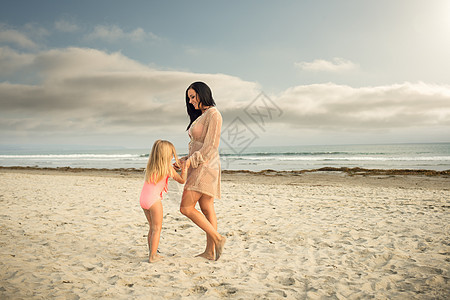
[140,176,169,210]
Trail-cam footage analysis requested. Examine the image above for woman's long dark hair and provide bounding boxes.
[185,81,216,130]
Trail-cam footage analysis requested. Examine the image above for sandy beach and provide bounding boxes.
[0,167,449,299]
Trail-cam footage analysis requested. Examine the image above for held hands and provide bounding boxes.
[171,159,189,184]
[173,158,190,171]
[172,161,181,170]
[173,156,188,170]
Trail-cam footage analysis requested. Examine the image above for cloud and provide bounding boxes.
[295,57,358,72]
[1,47,449,147]
[0,47,34,75]
[274,82,450,130]
[23,23,49,39]
[0,47,260,143]
[85,25,159,42]
[54,19,80,33]
[0,25,37,49]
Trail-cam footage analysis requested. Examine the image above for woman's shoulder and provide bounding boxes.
[206,106,219,113]
[207,107,222,119]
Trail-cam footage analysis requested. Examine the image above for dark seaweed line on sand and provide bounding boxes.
[222,167,450,177]
[1,166,449,177]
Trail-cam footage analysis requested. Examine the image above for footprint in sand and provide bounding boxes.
[190,285,208,295]
[277,276,296,286]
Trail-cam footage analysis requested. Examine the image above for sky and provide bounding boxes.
[1,0,449,150]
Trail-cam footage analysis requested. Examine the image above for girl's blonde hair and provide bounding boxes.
[144,140,179,183]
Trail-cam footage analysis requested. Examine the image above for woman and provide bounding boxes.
[179,81,226,261]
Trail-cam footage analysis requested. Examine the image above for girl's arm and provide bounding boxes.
[170,163,188,184]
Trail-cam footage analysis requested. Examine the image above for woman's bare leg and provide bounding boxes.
[196,194,217,260]
[180,190,226,260]
[144,201,163,262]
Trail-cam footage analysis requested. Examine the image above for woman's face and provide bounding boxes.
[187,88,200,110]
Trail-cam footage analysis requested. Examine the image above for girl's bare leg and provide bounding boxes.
[196,194,217,260]
[180,190,226,260]
[143,209,153,255]
[144,201,163,262]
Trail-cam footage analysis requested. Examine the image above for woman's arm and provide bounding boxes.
[189,110,222,168]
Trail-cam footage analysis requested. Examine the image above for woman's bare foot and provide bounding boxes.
[215,236,226,261]
[196,251,215,261]
[149,254,163,263]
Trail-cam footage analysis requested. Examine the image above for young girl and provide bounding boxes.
[140,140,187,263]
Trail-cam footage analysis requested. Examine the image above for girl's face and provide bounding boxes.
[187,88,200,110]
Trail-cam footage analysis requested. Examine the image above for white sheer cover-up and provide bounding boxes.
[184,107,222,199]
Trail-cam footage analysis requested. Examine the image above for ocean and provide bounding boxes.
[0,143,449,172]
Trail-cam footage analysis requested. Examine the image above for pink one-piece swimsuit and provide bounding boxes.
[139,175,169,209]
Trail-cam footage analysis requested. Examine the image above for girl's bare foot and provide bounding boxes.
[196,251,215,261]
[215,236,226,261]
[149,254,163,263]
